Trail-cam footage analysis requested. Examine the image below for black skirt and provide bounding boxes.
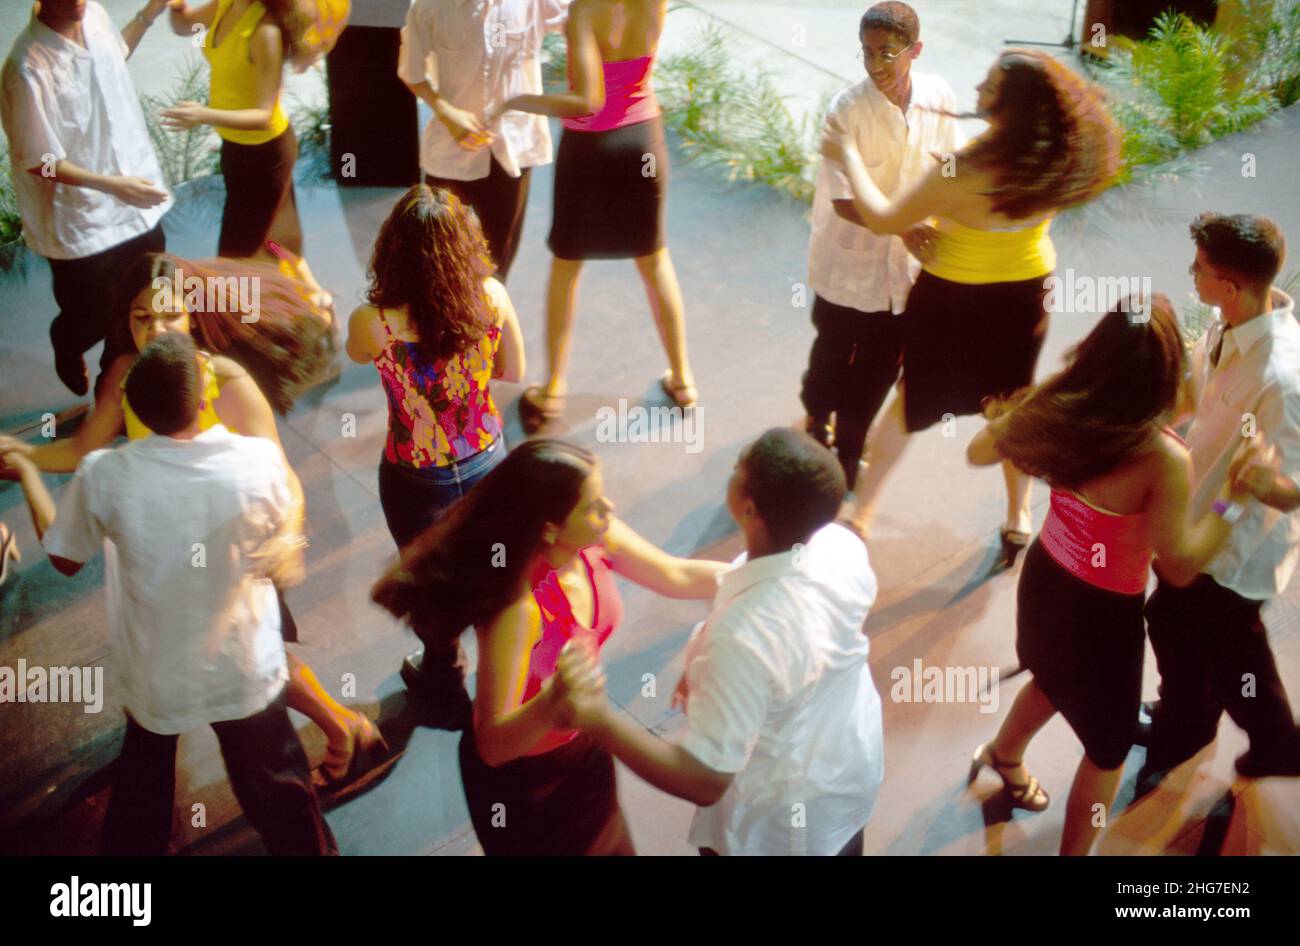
[218,126,300,258]
[548,117,667,260]
[1016,539,1145,770]
[458,727,634,856]
[900,270,1049,432]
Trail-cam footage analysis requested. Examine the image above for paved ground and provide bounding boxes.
[2,2,1299,856]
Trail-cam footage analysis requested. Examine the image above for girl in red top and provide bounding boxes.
[372,440,727,855]
[965,296,1255,855]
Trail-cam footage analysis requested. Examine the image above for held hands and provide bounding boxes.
[436,100,492,151]
[901,223,940,263]
[549,638,609,732]
[109,176,169,209]
[160,101,208,132]
[0,439,34,482]
[1228,437,1281,505]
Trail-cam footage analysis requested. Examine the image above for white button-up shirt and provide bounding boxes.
[681,523,883,855]
[398,0,570,181]
[42,426,291,735]
[1185,290,1300,600]
[0,2,171,260]
[808,71,960,314]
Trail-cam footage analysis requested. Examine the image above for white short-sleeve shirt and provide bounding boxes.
[42,426,291,735]
[399,0,571,181]
[0,2,171,260]
[681,524,884,855]
[808,72,961,314]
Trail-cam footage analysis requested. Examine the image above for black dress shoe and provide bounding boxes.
[400,649,472,731]
[54,350,89,397]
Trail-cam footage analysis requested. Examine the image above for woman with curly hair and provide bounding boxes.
[161,0,310,261]
[346,185,525,726]
[824,49,1122,566]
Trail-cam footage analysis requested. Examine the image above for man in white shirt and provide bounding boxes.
[1141,213,1300,785]
[1,0,173,397]
[802,2,959,489]
[555,428,884,855]
[398,0,571,281]
[5,333,336,855]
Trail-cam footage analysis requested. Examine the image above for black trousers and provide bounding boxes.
[799,294,902,489]
[1145,574,1300,770]
[425,157,531,283]
[45,223,166,381]
[699,826,865,856]
[100,687,337,856]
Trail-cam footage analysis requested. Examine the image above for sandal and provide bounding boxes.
[0,522,20,587]
[659,371,698,410]
[997,527,1031,570]
[968,742,1050,812]
[312,713,390,794]
[519,384,564,434]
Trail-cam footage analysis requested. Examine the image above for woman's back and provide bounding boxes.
[580,0,665,60]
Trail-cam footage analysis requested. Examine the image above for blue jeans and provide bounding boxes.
[377,437,506,552]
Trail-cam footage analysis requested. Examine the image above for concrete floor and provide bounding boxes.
[2,3,1299,856]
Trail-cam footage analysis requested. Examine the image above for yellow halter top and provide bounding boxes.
[204,0,290,145]
[922,217,1056,285]
[122,352,227,441]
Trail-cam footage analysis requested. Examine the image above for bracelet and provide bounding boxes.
[1213,499,1245,524]
[279,531,308,551]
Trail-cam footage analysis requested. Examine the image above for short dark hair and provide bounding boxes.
[1190,213,1286,292]
[738,428,846,549]
[860,2,919,45]
[125,333,202,436]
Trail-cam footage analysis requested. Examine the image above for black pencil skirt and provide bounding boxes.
[218,126,301,258]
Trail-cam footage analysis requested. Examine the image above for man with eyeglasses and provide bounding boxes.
[801,2,960,492]
[1138,213,1300,790]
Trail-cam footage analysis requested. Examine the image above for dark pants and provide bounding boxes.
[101,687,337,856]
[425,158,531,283]
[219,127,301,259]
[46,223,166,384]
[1145,575,1300,771]
[799,294,902,489]
[699,826,865,857]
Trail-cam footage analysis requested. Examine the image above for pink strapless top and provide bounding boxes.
[563,55,660,132]
[1039,490,1153,595]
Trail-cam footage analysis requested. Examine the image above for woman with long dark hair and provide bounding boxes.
[0,253,385,792]
[372,439,727,855]
[824,49,1122,565]
[346,185,525,724]
[964,296,1255,855]
[491,0,697,430]
[162,0,307,261]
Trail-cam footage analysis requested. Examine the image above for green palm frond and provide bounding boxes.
[138,54,221,187]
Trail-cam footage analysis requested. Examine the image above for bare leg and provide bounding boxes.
[538,256,585,401]
[842,387,911,535]
[633,248,694,391]
[1060,756,1123,856]
[285,652,353,753]
[1002,459,1033,535]
[988,677,1057,783]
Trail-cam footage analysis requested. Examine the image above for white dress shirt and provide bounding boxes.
[681,523,883,855]
[398,0,571,181]
[0,2,171,260]
[42,426,291,735]
[808,72,960,314]
[1185,290,1300,600]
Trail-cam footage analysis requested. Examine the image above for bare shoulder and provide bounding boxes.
[480,592,544,653]
[209,353,249,381]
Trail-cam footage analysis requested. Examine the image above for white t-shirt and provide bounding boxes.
[0,2,171,259]
[42,426,291,735]
[682,524,883,855]
[808,72,960,314]
[398,0,571,181]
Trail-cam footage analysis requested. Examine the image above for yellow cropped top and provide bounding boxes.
[922,217,1056,285]
[204,0,290,145]
[123,352,227,440]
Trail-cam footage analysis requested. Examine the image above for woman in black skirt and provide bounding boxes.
[372,440,726,855]
[964,297,1250,855]
[823,49,1121,565]
[492,0,697,431]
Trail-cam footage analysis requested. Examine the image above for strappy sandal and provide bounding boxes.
[997,527,1031,570]
[312,713,390,794]
[519,384,564,434]
[0,522,20,588]
[659,371,698,410]
[968,742,1050,812]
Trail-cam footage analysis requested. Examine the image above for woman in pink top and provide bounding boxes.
[493,0,698,430]
[372,439,727,855]
[965,296,1259,855]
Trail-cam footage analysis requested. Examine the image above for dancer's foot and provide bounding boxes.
[0,521,21,587]
[968,742,1050,812]
[520,384,565,434]
[805,414,834,449]
[660,371,698,409]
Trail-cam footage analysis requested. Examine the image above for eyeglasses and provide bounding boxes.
[857,45,911,65]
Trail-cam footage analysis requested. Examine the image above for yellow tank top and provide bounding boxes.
[123,353,228,440]
[922,217,1056,285]
[204,0,290,145]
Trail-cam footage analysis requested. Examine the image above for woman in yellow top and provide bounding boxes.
[822,49,1121,567]
[0,254,386,793]
[160,0,306,260]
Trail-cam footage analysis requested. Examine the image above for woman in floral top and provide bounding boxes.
[347,185,525,723]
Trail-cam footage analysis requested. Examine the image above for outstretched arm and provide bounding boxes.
[821,116,950,235]
[603,518,729,600]
[496,4,604,120]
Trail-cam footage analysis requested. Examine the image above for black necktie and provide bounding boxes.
[1210,328,1228,368]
